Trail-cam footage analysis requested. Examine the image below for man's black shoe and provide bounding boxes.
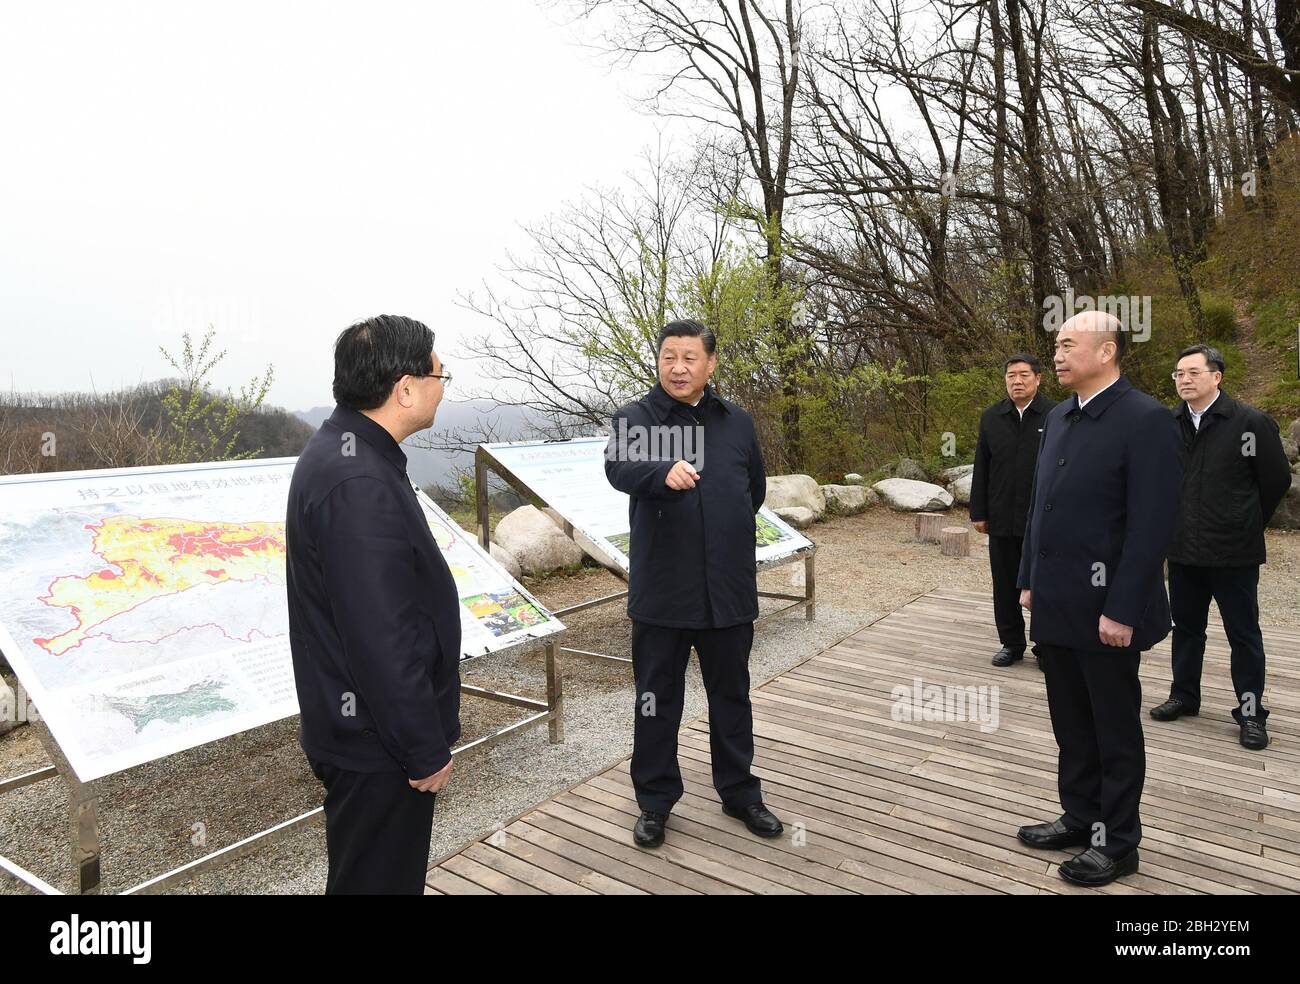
[1059,847,1139,887]
[723,801,784,838]
[991,646,1025,667]
[633,811,668,849]
[1017,818,1090,850]
[1240,718,1270,750]
[1149,698,1198,721]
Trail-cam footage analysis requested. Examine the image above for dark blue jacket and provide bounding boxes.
[286,406,461,778]
[605,383,766,629]
[1016,375,1183,653]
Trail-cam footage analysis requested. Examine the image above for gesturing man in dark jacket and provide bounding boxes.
[970,353,1058,667]
[1150,345,1291,751]
[287,315,461,894]
[1015,311,1183,888]
[605,319,781,850]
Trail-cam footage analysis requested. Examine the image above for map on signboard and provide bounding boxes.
[0,460,300,782]
[481,437,815,575]
[412,490,562,657]
[0,459,561,782]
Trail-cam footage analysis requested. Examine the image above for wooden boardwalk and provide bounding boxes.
[426,588,1300,895]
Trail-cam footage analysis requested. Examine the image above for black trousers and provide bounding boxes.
[631,620,761,814]
[1168,562,1269,721]
[310,758,437,894]
[988,535,1027,651]
[1038,644,1145,858]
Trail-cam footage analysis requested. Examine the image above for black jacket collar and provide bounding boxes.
[646,382,731,424]
[998,392,1051,417]
[326,405,409,475]
[1174,389,1234,421]
[1073,374,1131,419]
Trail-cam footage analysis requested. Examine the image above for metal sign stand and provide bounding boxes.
[0,634,565,895]
[475,444,816,666]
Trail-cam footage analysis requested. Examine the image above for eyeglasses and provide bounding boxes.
[400,367,453,388]
[1171,369,1217,380]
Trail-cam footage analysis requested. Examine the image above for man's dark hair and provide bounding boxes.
[1003,353,1042,374]
[1177,343,1225,375]
[1108,325,1129,362]
[332,315,435,411]
[656,319,716,355]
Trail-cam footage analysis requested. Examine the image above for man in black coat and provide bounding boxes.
[970,353,1058,667]
[1150,345,1291,750]
[287,315,461,894]
[1015,311,1183,887]
[605,319,782,850]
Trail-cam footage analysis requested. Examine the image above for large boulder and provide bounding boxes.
[1288,419,1300,445]
[939,464,975,482]
[947,472,973,506]
[766,474,825,519]
[821,484,870,516]
[493,505,585,576]
[540,507,620,571]
[0,676,19,737]
[489,542,522,581]
[1268,475,1300,530]
[1283,436,1299,466]
[872,478,954,512]
[893,458,929,482]
[773,506,815,530]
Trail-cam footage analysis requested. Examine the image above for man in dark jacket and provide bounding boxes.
[970,353,1058,667]
[287,315,461,894]
[604,319,781,850]
[1150,345,1291,751]
[1015,311,1183,888]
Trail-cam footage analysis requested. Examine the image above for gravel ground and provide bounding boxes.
[2,509,1297,894]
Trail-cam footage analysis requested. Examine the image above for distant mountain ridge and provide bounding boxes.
[294,399,535,489]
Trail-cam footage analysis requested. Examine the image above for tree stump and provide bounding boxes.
[915,512,946,543]
[941,527,970,557]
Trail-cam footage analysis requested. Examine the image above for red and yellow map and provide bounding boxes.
[33,515,286,657]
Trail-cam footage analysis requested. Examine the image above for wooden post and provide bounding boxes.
[916,512,946,543]
[941,527,970,557]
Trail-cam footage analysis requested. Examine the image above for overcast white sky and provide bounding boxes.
[0,1,668,412]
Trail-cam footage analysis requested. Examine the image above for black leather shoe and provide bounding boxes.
[1240,718,1269,750]
[723,801,784,838]
[991,646,1025,667]
[1058,847,1139,886]
[1017,818,1090,850]
[633,811,667,848]
[1149,698,1198,721]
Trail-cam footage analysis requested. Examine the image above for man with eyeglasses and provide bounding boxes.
[286,314,460,893]
[1150,345,1291,750]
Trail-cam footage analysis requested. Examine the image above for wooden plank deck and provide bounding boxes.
[426,588,1300,895]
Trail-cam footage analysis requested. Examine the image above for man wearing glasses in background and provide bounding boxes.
[286,314,460,893]
[1150,345,1290,750]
